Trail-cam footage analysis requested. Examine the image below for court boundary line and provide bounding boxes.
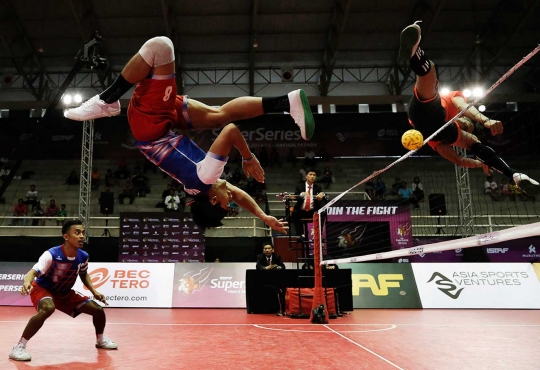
[2,320,540,327]
[324,324,404,370]
[253,324,397,333]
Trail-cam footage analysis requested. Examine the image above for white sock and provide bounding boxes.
[19,337,28,347]
[96,334,103,342]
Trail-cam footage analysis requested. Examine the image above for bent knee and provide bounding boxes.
[38,299,56,315]
[138,36,175,67]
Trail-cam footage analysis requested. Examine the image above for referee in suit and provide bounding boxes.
[256,243,285,270]
[291,169,327,237]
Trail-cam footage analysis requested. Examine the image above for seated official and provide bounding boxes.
[256,243,285,270]
[291,169,327,236]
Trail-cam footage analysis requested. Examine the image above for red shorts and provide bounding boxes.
[30,282,90,318]
[128,76,191,141]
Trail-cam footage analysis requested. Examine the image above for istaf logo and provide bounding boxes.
[427,272,464,299]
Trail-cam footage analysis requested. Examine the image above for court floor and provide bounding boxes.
[1,306,539,369]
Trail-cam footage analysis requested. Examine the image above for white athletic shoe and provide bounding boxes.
[513,173,540,196]
[9,343,31,361]
[64,95,121,121]
[399,21,422,61]
[287,89,315,140]
[95,336,118,350]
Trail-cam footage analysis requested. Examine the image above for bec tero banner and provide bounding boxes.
[412,263,540,309]
[72,263,175,308]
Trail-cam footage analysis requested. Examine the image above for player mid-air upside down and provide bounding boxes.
[400,21,539,196]
[66,36,316,232]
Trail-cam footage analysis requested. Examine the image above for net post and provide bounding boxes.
[310,212,329,324]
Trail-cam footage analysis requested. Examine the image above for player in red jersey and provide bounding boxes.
[400,21,539,195]
[9,220,117,362]
[65,36,314,232]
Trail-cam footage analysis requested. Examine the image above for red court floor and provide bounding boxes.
[1,306,539,369]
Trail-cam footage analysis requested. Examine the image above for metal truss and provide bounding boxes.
[454,147,475,237]
[79,120,94,241]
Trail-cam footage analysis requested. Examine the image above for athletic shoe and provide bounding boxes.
[399,21,422,61]
[9,343,31,361]
[95,336,118,350]
[64,95,121,121]
[513,173,540,196]
[288,89,315,140]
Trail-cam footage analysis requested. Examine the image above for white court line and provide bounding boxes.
[1,321,540,327]
[253,324,396,333]
[324,324,404,370]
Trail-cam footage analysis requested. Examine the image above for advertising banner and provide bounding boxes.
[412,263,540,308]
[483,236,540,263]
[172,262,294,308]
[342,263,421,308]
[72,263,175,308]
[326,201,413,253]
[0,262,33,306]
[119,212,204,263]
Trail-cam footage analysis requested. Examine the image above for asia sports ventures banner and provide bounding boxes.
[412,263,540,308]
[73,263,175,308]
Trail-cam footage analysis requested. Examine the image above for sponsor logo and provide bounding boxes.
[477,232,501,246]
[122,232,131,236]
[133,231,140,236]
[352,274,403,296]
[427,272,464,299]
[0,274,25,280]
[183,238,201,243]
[52,135,75,141]
[522,244,540,258]
[86,268,151,290]
[530,245,536,254]
[210,276,246,293]
[409,246,423,255]
[123,218,141,222]
[397,258,409,263]
[487,248,509,254]
[0,285,22,292]
[172,225,180,228]
[177,267,213,294]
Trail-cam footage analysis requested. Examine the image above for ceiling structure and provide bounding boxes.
[1,0,540,109]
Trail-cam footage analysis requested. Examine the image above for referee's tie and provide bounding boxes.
[304,185,312,211]
[267,257,271,266]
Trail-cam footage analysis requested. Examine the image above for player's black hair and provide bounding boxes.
[62,219,83,235]
[190,194,229,228]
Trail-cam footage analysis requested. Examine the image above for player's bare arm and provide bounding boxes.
[452,96,503,136]
[21,270,38,296]
[228,183,289,234]
[80,272,108,305]
[208,123,265,182]
[434,143,490,175]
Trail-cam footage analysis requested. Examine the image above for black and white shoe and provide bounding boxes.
[513,173,540,196]
[399,21,422,61]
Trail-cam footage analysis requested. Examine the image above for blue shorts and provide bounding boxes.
[137,131,227,195]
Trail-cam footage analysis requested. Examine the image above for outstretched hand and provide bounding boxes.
[263,216,289,235]
[484,119,503,136]
[94,292,109,306]
[21,282,33,296]
[242,156,265,183]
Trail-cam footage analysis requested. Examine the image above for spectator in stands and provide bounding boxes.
[258,146,269,168]
[390,177,401,197]
[499,178,511,200]
[256,243,285,270]
[132,171,150,197]
[105,169,115,188]
[10,198,28,226]
[484,176,500,201]
[177,185,186,212]
[165,189,181,212]
[321,166,333,189]
[32,205,44,226]
[220,166,233,181]
[365,179,376,199]
[508,180,535,202]
[231,168,244,186]
[25,185,38,209]
[91,168,101,190]
[254,189,270,215]
[270,147,282,168]
[45,199,61,225]
[118,177,135,204]
[56,204,68,226]
[291,169,327,236]
[412,176,425,202]
[286,148,297,167]
[398,181,419,210]
[304,148,316,167]
[375,177,386,199]
[117,157,129,179]
[64,170,79,185]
